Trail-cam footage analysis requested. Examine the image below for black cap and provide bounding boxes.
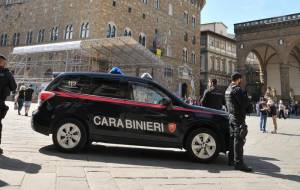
[231,72,242,81]
[0,53,7,61]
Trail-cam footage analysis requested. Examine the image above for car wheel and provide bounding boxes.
[52,118,88,152]
[186,128,220,163]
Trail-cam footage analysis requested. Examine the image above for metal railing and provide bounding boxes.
[235,13,300,29]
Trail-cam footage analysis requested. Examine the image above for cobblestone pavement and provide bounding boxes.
[0,102,299,190]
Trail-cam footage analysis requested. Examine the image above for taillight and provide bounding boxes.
[39,91,55,104]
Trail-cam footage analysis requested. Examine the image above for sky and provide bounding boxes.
[201,0,300,34]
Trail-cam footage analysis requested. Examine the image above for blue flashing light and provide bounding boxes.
[109,67,124,75]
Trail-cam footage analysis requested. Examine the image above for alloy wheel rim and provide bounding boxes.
[191,133,216,159]
[57,123,81,149]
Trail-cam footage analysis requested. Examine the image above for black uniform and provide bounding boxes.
[225,83,250,166]
[0,67,17,144]
[200,87,225,110]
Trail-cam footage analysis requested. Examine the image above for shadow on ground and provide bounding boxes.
[0,155,41,188]
[39,144,300,183]
[0,180,8,188]
[0,155,41,174]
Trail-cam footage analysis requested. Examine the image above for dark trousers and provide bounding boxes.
[278,110,286,119]
[0,102,8,145]
[0,119,2,144]
[228,116,248,165]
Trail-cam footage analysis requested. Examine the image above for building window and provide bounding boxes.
[164,66,173,78]
[112,0,116,6]
[192,36,196,45]
[124,27,132,37]
[50,27,59,41]
[139,33,146,46]
[128,6,132,13]
[192,16,196,29]
[1,33,8,47]
[154,0,160,9]
[183,11,188,24]
[13,33,20,46]
[26,31,33,45]
[166,45,172,57]
[107,23,117,38]
[141,0,148,4]
[37,29,45,43]
[184,32,188,42]
[80,22,89,38]
[191,52,196,64]
[65,25,73,40]
[182,48,188,63]
[168,4,173,16]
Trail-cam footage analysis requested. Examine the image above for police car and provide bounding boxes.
[32,70,230,162]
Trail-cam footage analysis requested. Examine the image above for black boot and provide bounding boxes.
[234,163,253,172]
[0,148,3,155]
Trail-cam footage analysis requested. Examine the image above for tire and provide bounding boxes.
[52,118,88,153]
[185,128,220,163]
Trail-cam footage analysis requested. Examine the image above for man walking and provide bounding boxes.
[200,79,226,110]
[24,84,34,116]
[225,72,252,172]
[0,54,17,154]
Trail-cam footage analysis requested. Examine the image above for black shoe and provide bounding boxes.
[0,148,3,155]
[234,164,253,172]
[18,111,20,115]
[25,113,28,116]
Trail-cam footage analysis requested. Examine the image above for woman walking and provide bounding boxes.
[267,99,278,134]
[16,85,26,115]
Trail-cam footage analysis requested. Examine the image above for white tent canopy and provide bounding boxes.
[12,41,82,55]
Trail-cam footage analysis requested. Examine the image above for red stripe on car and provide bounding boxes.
[52,91,214,115]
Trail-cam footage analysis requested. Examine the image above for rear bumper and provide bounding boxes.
[31,110,51,136]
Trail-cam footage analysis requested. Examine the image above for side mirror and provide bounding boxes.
[161,98,172,109]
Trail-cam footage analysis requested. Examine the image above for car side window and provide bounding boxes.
[131,83,168,105]
[51,76,91,94]
[90,78,127,99]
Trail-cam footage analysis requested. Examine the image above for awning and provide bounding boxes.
[12,41,82,55]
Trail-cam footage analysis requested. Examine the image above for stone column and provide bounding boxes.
[280,64,290,100]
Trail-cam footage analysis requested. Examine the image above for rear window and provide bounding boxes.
[89,78,127,99]
[49,75,91,94]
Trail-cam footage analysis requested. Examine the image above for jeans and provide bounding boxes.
[260,113,267,132]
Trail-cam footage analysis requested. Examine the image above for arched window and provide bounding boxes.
[65,25,73,40]
[192,16,196,29]
[168,4,173,16]
[50,27,59,41]
[80,22,89,38]
[182,48,188,63]
[191,52,196,64]
[124,27,132,37]
[139,33,146,46]
[107,23,117,38]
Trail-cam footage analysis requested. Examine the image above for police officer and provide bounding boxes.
[0,53,17,155]
[225,72,252,172]
[200,79,225,110]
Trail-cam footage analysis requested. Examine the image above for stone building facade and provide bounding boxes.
[200,23,237,94]
[0,0,206,97]
[235,13,300,102]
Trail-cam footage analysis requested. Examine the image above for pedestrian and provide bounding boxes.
[278,100,286,119]
[267,99,278,134]
[0,53,17,154]
[259,97,268,133]
[16,85,26,115]
[24,84,34,116]
[200,79,226,110]
[225,72,252,172]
